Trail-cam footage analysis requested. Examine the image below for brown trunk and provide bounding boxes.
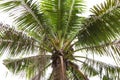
[52,55,67,80]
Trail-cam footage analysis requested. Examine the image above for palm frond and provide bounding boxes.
[81,62,99,77]
[0,0,45,32]
[102,75,113,80]
[67,61,89,80]
[62,0,85,40]
[78,0,120,47]
[0,0,21,12]
[75,39,120,59]
[1,0,120,80]
[81,57,120,80]
[0,23,38,56]
[90,0,119,16]
[3,55,51,79]
[40,0,85,40]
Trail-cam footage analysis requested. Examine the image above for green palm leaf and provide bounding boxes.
[3,55,51,79]
[81,62,99,77]
[67,61,89,80]
[81,57,120,80]
[0,0,44,32]
[41,0,84,42]
[78,0,120,47]
[75,39,120,63]
[0,23,38,56]
[1,0,120,80]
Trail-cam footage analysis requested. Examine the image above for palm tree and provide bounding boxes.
[0,0,120,80]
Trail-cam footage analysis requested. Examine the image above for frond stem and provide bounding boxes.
[79,1,120,36]
[74,39,120,52]
[21,0,43,29]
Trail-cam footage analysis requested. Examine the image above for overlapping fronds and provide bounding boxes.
[75,39,120,59]
[1,0,120,80]
[3,55,51,79]
[0,23,38,56]
[67,61,89,80]
[81,62,99,77]
[0,0,85,51]
[90,0,120,16]
[0,0,45,32]
[102,75,113,80]
[81,57,120,80]
[78,0,120,47]
[40,0,85,40]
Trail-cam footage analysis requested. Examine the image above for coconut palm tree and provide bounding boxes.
[0,0,120,80]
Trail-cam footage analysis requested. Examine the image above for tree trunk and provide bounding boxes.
[52,55,67,80]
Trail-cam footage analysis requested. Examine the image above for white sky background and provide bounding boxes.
[0,0,115,80]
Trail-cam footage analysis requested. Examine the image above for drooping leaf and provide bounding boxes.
[81,57,120,80]
[3,55,51,79]
[0,23,38,56]
[78,0,120,47]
